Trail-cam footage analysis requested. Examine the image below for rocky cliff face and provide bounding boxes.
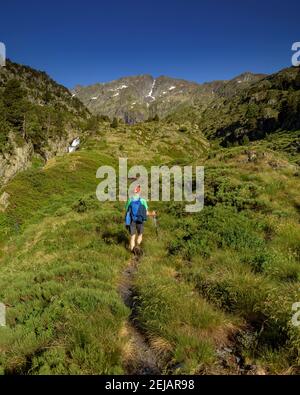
[0,60,89,187]
[72,73,265,123]
[0,128,80,186]
[72,74,201,123]
[41,129,80,161]
[0,140,33,185]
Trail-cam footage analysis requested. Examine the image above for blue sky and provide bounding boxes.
[0,0,299,87]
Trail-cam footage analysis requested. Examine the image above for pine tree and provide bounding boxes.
[111,117,118,128]
[3,79,28,130]
[241,135,250,145]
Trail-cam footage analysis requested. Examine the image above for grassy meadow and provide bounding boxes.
[0,120,299,374]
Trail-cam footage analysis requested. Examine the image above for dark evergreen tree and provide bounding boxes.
[110,117,118,128]
[3,79,28,130]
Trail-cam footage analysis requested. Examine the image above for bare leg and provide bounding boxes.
[130,234,136,251]
[137,233,143,246]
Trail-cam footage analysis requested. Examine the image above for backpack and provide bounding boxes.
[126,198,147,225]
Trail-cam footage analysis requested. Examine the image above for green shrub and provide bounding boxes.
[168,206,265,261]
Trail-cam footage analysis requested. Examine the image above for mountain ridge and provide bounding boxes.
[71,71,266,122]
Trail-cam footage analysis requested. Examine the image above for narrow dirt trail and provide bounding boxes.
[118,252,264,375]
[118,252,161,375]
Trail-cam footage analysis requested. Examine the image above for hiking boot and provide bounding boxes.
[135,246,143,256]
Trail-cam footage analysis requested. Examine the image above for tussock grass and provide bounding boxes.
[0,206,130,374]
[161,146,300,373]
[0,124,299,375]
[132,227,239,374]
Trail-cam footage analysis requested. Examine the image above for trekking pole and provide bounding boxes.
[152,212,158,237]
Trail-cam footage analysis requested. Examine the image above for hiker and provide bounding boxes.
[125,185,156,253]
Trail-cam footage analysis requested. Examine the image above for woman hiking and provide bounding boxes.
[125,185,156,254]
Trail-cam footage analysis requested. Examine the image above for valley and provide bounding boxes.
[0,60,299,374]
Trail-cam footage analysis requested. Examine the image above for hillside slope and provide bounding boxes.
[167,67,300,157]
[0,62,299,375]
[0,117,299,374]
[0,60,89,185]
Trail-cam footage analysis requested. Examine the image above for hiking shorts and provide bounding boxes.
[129,221,144,236]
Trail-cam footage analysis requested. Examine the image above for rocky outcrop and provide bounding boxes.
[41,129,79,161]
[0,191,10,212]
[0,129,79,186]
[0,59,88,187]
[0,141,33,186]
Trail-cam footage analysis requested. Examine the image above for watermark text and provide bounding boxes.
[0,42,6,67]
[291,42,300,66]
[96,158,204,213]
[0,303,6,327]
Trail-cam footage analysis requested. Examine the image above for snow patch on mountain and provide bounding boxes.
[146,79,156,101]
[108,85,128,92]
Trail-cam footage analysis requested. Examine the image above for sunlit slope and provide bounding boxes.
[0,122,299,374]
[134,144,300,373]
[0,123,210,374]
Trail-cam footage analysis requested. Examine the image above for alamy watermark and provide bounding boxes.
[0,42,6,67]
[291,288,300,328]
[291,42,300,66]
[0,303,6,327]
[96,158,204,213]
[290,42,300,328]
